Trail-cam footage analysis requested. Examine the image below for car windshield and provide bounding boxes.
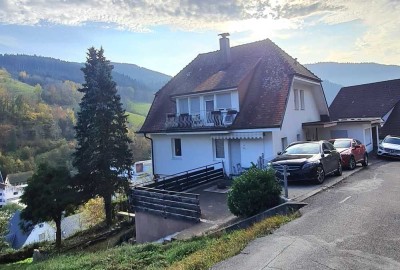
[283,143,320,155]
[383,137,400,145]
[331,140,351,148]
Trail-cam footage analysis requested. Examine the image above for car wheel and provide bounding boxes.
[335,160,343,176]
[349,156,356,170]
[315,166,325,184]
[362,153,368,167]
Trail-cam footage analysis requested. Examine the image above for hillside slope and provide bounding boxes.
[0,54,171,103]
[305,62,400,86]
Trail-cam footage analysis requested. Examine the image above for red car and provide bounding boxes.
[329,138,368,170]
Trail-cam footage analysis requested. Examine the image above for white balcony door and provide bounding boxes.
[205,99,214,123]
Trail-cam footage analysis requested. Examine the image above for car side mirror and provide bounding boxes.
[277,151,282,155]
[323,149,331,155]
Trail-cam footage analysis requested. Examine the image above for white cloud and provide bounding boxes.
[0,0,399,64]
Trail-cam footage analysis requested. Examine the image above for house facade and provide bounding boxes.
[139,35,331,176]
[0,171,32,206]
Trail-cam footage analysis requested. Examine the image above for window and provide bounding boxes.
[13,192,18,195]
[330,130,348,139]
[300,90,305,110]
[38,233,45,241]
[172,138,182,157]
[178,98,189,114]
[216,93,231,109]
[215,139,225,159]
[281,137,288,151]
[323,143,330,152]
[327,142,335,151]
[294,89,299,110]
[190,97,200,114]
[364,128,372,146]
[135,162,143,173]
[297,134,301,141]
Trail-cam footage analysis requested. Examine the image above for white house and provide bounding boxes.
[139,34,337,176]
[0,171,32,206]
[6,210,56,249]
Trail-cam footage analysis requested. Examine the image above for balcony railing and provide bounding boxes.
[165,109,238,129]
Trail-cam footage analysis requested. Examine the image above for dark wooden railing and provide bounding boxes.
[130,187,201,222]
[146,162,225,191]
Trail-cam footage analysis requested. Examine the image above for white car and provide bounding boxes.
[377,135,400,158]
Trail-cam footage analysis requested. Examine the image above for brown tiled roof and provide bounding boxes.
[329,79,400,120]
[380,102,400,137]
[139,39,320,133]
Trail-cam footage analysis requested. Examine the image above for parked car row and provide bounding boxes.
[269,138,369,184]
[377,135,400,159]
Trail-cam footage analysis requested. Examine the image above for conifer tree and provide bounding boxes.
[74,47,132,226]
[21,163,77,248]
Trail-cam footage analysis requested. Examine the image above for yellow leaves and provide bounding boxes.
[79,197,106,227]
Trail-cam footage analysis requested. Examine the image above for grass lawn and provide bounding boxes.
[130,102,151,116]
[2,213,299,270]
[0,69,36,97]
[126,112,146,128]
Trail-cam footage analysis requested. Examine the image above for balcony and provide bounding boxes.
[165,109,238,129]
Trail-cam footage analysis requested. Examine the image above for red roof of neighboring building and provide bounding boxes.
[139,39,320,133]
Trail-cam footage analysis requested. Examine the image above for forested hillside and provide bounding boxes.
[0,69,76,175]
[0,54,171,103]
[0,53,167,176]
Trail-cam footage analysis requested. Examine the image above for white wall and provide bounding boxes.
[319,123,374,152]
[4,185,25,205]
[240,139,264,167]
[152,132,277,175]
[277,80,324,153]
[152,134,217,176]
[23,223,55,247]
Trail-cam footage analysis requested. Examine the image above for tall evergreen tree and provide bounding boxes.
[74,47,132,226]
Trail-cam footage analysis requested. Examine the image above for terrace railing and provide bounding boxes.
[165,109,238,129]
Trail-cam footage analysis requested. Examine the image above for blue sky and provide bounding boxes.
[0,1,399,76]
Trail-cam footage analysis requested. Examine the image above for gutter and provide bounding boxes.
[144,133,156,179]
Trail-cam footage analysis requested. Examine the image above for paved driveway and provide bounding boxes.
[213,159,400,270]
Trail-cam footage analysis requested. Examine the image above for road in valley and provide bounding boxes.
[213,160,400,270]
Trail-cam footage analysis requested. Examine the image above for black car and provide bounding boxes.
[269,141,342,184]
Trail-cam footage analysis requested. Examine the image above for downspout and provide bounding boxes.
[144,133,156,179]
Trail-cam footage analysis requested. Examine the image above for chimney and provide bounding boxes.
[218,33,231,65]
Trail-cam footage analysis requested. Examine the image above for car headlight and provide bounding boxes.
[378,145,384,150]
[302,162,319,169]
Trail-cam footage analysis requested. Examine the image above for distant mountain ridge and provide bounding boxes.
[0,54,172,103]
[305,62,400,105]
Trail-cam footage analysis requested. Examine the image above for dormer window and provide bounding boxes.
[178,98,189,114]
[167,89,239,129]
[216,93,231,109]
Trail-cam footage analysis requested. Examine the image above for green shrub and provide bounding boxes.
[227,167,282,217]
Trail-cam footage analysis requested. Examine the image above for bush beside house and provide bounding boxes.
[228,168,282,217]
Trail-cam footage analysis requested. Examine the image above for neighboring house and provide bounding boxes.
[6,211,86,249]
[1,171,33,205]
[60,213,86,239]
[5,171,33,186]
[6,210,55,249]
[329,79,400,143]
[139,34,332,176]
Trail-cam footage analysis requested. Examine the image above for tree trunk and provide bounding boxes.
[55,217,62,249]
[103,193,113,227]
